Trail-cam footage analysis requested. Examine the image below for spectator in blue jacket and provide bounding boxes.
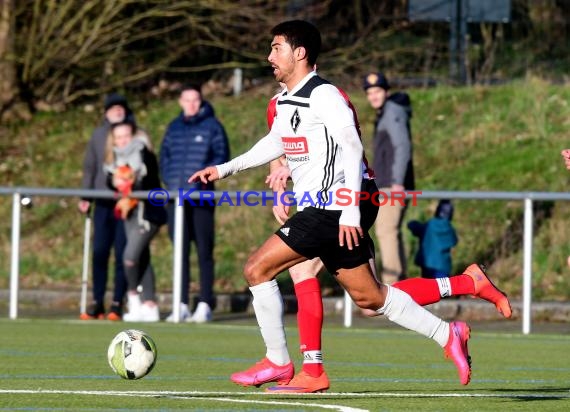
[160,84,230,322]
[407,200,458,279]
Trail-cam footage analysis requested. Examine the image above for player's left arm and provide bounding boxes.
[313,86,364,249]
[333,125,365,250]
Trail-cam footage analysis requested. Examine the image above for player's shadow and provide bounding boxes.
[490,386,570,402]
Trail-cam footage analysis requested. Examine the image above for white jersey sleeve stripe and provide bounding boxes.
[316,126,338,208]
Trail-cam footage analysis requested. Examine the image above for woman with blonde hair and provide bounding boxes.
[104,120,166,321]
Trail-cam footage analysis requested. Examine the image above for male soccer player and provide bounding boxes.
[190,20,509,391]
[263,88,510,393]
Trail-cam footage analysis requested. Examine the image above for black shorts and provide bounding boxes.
[276,180,379,274]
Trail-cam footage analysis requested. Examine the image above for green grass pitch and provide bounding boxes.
[0,317,568,411]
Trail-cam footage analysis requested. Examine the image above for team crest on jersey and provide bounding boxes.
[282,137,308,155]
[290,108,301,133]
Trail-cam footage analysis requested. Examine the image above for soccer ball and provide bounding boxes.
[107,329,157,380]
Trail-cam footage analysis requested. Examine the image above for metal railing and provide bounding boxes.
[3,186,570,334]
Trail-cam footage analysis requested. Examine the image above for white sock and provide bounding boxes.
[436,277,452,298]
[377,286,450,347]
[303,350,323,364]
[249,280,290,365]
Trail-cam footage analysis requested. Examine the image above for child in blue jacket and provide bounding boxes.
[408,200,458,279]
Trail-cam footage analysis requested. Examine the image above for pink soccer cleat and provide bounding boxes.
[444,321,472,385]
[231,358,294,387]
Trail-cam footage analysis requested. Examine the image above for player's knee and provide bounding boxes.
[355,300,380,311]
[351,292,382,310]
[361,308,380,317]
[243,258,269,286]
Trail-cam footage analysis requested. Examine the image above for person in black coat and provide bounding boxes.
[78,93,133,320]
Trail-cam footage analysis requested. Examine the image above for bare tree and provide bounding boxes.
[5,0,565,119]
[0,0,30,122]
[10,0,304,110]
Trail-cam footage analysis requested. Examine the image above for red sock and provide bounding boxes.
[393,275,477,306]
[294,278,323,377]
[449,274,476,296]
[393,278,441,305]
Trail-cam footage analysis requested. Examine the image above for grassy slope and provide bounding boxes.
[1,77,570,300]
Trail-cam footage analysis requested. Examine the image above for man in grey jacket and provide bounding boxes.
[78,93,133,320]
[363,72,415,285]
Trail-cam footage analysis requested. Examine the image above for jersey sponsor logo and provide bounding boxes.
[282,137,308,155]
[290,108,301,132]
[287,155,309,162]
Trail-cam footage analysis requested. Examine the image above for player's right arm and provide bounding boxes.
[189,165,220,184]
[189,128,284,184]
[265,94,291,224]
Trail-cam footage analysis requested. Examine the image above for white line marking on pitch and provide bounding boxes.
[1,388,569,399]
[1,387,569,411]
[0,389,367,412]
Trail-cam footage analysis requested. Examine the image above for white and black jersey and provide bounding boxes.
[216,72,367,227]
[271,72,357,211]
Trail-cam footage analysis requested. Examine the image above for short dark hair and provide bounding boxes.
[180,84,202,98]
[271,20,321,66]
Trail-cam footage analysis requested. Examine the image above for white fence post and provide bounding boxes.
[233,68,243,96]
[9,193,21,320]
[80,215,92,315]
[522,197,533,334]
[171,194,184,323]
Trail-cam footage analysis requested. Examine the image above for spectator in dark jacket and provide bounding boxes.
[160,84,230,323]
[363,72,415,285]
[408,200,458,279]
[78,93,134,321]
